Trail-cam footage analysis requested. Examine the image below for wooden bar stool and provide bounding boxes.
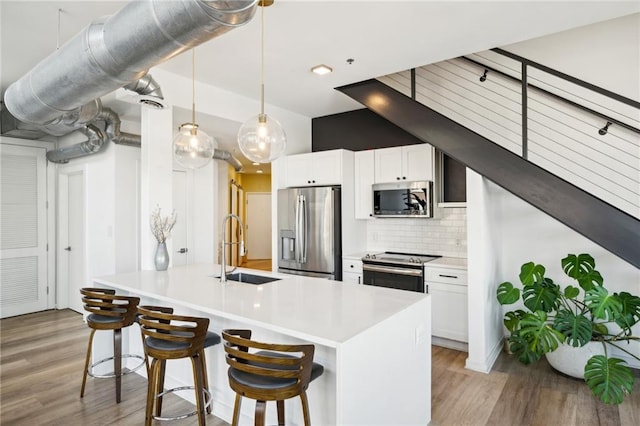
[222,329,324,426]
[80,287,145,403]
[138,306,221,426]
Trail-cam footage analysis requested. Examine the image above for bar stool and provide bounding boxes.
[222,329,324,426]
[138,305,221,426]
[80,287,145,403]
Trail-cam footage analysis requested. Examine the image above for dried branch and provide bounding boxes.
[150,205,177,243]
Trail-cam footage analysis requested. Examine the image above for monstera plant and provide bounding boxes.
[497,253,640,404]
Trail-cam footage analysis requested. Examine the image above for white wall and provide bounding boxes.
[114,144,141,272]
[466,170,503,372]
[486,178,640,366]
[505,13,640,100]
[468,14,640,372]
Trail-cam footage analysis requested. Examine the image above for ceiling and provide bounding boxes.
[2,1,639,174]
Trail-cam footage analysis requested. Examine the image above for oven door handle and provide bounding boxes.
[362,264,423,277]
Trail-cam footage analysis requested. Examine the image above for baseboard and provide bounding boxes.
[432,336,468,352]
[464,337,504,373]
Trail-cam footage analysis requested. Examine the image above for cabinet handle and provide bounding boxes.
[439,274,458,279]
[402,176,407,180]
[358,276,361,284]
[350,264,354,268]
[396,177,400,180]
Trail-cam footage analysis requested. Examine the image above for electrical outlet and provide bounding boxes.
[415,325,425,344]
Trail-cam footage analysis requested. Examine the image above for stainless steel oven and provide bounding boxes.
[362,252,441,293]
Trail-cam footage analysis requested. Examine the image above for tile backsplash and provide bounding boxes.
[365,207,467,258]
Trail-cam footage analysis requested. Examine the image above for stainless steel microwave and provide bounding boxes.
[373,181,433,217]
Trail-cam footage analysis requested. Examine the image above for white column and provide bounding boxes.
[465,169,503,373]
[140,107,174,270]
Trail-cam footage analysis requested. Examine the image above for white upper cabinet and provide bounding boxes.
[354,150,375,219]
[285,150,343,187]
[374,144,434,183]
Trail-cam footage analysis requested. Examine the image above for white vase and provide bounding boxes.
[545,341,605,379]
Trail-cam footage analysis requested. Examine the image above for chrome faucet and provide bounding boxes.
[220,213,245,282]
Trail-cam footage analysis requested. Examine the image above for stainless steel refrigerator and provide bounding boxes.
[277,186,341,280]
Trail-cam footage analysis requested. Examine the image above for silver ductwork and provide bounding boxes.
[4,0,257,127]
[4,0,257,163]
[213,149,244,172]
[46,125,106,163]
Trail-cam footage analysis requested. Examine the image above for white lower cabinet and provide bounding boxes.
[425,266,468,343]
[342,257,363,284]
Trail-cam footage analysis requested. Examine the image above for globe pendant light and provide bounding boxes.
[237,0,286,164]
[173,48,214,169]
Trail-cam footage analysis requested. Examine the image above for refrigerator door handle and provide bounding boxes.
[295,194,302,263]
[299,194,307,263]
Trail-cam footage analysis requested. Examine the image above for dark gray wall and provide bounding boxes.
[311,108,424,152]
[312,107,466,202]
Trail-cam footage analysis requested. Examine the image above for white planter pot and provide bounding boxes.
[545,341,605,379]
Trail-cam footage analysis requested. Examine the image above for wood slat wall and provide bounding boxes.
[379,51,640,218]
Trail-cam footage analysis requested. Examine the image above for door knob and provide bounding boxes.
[64,246,72,251]
[178,248,188,254]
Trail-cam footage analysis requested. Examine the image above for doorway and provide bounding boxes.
[58,168,86,314]
[245,192,271,267]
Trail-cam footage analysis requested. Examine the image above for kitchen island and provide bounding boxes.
[94,264,431,425]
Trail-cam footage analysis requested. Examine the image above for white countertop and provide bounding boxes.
[94,264,428,348]
[425,257,468,269]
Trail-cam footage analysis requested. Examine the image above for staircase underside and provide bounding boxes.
[338,79,640,269]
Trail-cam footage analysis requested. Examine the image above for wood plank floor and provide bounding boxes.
[1,309,639,425]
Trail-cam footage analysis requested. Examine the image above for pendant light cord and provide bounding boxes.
[192,48,196,129]
[56,9,62,50]
[260,2,265,116]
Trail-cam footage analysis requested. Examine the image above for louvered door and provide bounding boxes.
[0,143,49,318]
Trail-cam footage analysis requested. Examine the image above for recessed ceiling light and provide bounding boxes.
[256,169,263,174]
[252,162,260,166]
[311,64,333,75]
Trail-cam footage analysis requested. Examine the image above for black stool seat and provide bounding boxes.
[229,350,324,390]
[146,331,221,352]
[87,313,125,324]
[222,329,324,426]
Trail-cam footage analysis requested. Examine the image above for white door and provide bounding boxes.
[230,184,239,266]
[59,171,86,314]
[0,144,49,318]
[246,193,271,260]
[172,170,188,266]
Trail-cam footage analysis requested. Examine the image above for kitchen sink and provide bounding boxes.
[221,272,281,285]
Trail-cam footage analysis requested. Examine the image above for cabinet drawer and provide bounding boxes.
[343,260,363,273]
[425,268,467,286]
[342,271,362,285]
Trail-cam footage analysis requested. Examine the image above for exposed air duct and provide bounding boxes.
[44,99,244,171]
[45,125,106,164]
[213,149,244,172]
[3,0,257,161]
